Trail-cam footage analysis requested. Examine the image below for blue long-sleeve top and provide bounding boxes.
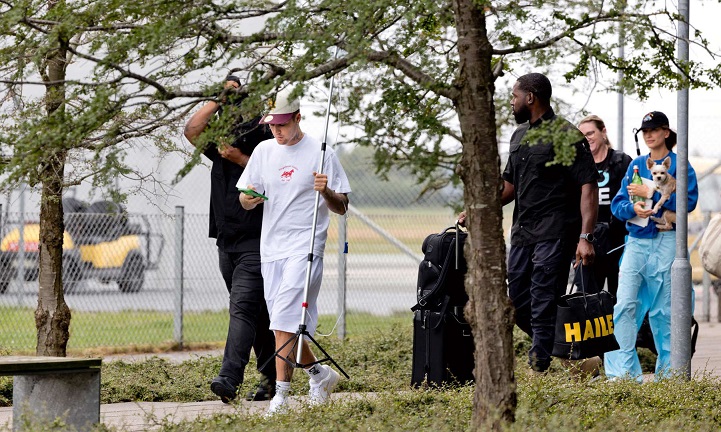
[611,151,698,239]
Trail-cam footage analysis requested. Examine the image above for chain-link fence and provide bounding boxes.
[0,202,457,352]
[4,146,717,354]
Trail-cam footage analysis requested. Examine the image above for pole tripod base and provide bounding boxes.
[259,328,350,379]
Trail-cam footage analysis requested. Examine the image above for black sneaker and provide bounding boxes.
[245,376,276,401]
[210,376,238,404]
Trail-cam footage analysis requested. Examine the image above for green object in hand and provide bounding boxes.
[630,165,644,204]
[238,188,269,200]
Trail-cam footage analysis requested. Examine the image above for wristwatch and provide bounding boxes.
[579,233,595,243]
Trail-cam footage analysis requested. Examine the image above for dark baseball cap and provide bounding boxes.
[225,75,241,85]
[639,111,676,149]
[640,111,670,130]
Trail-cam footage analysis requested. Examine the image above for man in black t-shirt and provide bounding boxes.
[184,76,276,403]
[501,73,599,374]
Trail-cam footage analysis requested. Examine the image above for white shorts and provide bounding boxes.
[261,255,324,335]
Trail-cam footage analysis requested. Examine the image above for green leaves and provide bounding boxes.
[0,0,717,196]
[523,117,585,167]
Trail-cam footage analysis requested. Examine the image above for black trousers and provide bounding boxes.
[217,250,276,386]
[507,239,575,372]
[593,244,624,297]
[572,246,623,297]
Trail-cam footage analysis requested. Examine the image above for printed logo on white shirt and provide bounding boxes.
[279,165,298,182]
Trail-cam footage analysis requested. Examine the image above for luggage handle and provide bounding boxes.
[413,237,456,310]
[455,221,461,270]
[449,221,467,270]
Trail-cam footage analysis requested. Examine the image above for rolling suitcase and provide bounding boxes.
[411,225,474,387]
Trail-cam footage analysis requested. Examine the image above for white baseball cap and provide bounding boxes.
[259,87,301,124]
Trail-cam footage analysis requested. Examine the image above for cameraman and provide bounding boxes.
[184,76,276,403]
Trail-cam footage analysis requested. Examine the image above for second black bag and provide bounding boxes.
[411,306,474,387]
[411,224,474,387]
[552,265,620,360]
[413,226,468,311]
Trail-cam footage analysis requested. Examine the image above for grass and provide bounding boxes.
[324,206,515,255]
[96,325,412,406]
[5,326,721,431]
[513,372,721,431]
[3,322,721,432]
[0,322,413,409]
[0,305,410,354]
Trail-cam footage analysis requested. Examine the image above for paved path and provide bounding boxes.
[3,303,721,430]
[689,321,721,376]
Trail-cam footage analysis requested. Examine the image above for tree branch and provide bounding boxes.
[364,49,459,100]
[492,11,672,56]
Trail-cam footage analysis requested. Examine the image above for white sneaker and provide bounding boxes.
[265,394,289,417]
[308,365,340,405]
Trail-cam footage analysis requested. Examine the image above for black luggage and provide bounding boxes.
[411,225,474,387]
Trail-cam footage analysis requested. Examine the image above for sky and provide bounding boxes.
[567,0,721,159]
[4,1,721,215]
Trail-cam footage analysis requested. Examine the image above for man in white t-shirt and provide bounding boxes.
[237,87,351,415]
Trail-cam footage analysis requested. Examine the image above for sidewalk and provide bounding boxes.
[2,295,721,430]
[689,321,721,376]
[0,393,345,431]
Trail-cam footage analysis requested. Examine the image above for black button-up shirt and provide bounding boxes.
[502,109,599,247]
[205,145,263,253]
[204,116,274,253]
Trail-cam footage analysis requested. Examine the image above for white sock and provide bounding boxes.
[305,364,329,383]
[275,381,291,398]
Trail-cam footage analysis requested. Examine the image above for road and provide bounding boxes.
[2,251,718,322]
[0,253,420,316]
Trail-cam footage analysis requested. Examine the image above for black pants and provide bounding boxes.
[572,246,623,297]
[218,250,276,386]
[507,239,575,372]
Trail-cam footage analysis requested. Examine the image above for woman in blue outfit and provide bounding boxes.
[604,111,698,381]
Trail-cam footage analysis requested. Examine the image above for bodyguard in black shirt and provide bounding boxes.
[184,76,276,403]
[501,73,599,374]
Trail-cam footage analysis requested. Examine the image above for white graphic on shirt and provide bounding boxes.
[598,169,611,205]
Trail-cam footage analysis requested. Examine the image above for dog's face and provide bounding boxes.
[646,156,673,186]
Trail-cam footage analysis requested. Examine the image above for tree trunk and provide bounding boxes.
[36,164,71,356]
[451,0,516,428]
[35,15,71,356]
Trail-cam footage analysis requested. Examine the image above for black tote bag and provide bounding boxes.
[552,265,619,360]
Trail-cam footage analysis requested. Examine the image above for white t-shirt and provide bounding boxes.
[237,134,351,262]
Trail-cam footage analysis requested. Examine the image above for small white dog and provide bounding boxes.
[646,156,676,231]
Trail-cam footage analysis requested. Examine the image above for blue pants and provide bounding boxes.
[604,232,675,381]
[508,239,575,372]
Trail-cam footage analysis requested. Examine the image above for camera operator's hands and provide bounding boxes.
[219,143,249,167]
[239,184,265,210]
[184,78,242,146]
[218,79,240,104]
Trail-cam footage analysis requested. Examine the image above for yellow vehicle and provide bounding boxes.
[0,199,164,294]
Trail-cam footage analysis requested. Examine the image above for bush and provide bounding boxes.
[9,322,721,431]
